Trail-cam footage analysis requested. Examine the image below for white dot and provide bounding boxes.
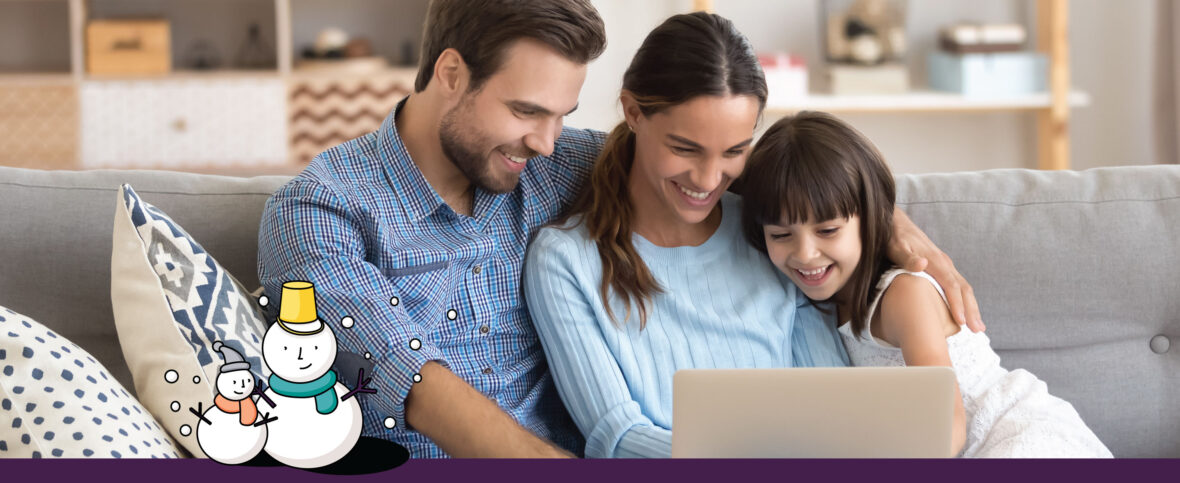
[170,401,180,412]
[363,352,371,360]
[409,339,421,351]
[192,376,201,384]
[389,296,400,307]
[412,373,422,383]
[179,425,192,436]
[164,370,178,383]
[258,295,269,307]
[341,316,355,329]
[383,417,396,429]
[447,309,457,320]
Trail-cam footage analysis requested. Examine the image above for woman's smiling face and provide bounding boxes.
[625,94,760,227]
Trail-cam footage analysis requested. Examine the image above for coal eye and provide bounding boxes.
[283,346,287,350]
[314,345,318,350]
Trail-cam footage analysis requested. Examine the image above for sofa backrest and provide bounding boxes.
[896,165,1180,458]
[3,164,1177,457]
[0,166,289,395]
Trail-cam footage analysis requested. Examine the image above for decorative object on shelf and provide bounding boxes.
[928,51,1047,98]
[86,19,171,75]
[759,53,808,104]
[297,27,388,75]
[312,27,350,57]
[829,63,908,95]
[929,21,1045,98]
[939,23,1027,54]
[821,0,909,95]
[289,74,413,164]
[235,22,274,70]
[822,0,907,65]
[183,40,222,70]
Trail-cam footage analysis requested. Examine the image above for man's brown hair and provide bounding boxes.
[415,0,607,92]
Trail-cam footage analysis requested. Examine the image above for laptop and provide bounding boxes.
[671,367,957,458]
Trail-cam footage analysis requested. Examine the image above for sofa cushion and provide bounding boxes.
[0,304,181,458]
[895,165,1180,458]
[0,166,289,393]
[110,184,271,458]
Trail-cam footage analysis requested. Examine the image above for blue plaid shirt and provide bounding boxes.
[258,99,603,458]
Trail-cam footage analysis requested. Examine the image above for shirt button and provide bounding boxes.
[482,368,493,375]
[1151,335,1170,354]
[447,309,457,320]
[479,325,489,334]
[472,265,482,275]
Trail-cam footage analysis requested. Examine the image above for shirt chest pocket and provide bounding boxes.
[383,261,452,327]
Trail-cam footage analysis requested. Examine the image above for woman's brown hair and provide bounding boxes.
[557,12,767,329]
[737,111,896,337]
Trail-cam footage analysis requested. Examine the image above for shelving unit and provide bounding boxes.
[0,0,425,172]
[696,0,1081,170]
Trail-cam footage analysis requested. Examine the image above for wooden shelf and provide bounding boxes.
[0,73,75,85]
[82,69,283,81]
[766,89,1090,114]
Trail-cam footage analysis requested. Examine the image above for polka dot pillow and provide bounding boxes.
[0,305,181,458]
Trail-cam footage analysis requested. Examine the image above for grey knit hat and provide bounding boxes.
[212,341,251,373]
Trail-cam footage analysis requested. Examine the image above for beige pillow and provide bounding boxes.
[110,184,270,458]
[0,304,181,458]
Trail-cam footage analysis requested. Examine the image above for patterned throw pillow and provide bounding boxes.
[0,305,181,458]
[110,184,270,457]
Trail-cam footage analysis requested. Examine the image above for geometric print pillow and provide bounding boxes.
[0,304,181,458]
[110,184,270,458]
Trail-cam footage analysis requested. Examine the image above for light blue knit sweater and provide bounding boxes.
[523,193,849,458]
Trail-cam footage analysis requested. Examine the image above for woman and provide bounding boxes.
[522,11,977,458]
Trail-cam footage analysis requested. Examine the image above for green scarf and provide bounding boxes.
[269,370,338,415]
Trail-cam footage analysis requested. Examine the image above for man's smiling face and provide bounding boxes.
[438,38,587,193]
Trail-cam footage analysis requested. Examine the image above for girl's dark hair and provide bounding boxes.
[737,111,896,337]
[557,12,767,329]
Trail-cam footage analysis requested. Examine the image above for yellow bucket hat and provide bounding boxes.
[276,281,325,335]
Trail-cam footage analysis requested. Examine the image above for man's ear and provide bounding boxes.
[433,48,469,97]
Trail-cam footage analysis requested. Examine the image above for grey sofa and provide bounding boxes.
[1,164,1177,457]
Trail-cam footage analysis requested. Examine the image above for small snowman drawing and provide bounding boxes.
[261,280,375,468]
[194,341,270,464]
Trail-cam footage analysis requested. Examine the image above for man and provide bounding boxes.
[258,0,983,458]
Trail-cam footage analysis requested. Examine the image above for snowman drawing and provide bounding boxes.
[260,280,376,468]
[193,341,271,464]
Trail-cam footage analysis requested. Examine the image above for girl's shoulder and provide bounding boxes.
[874,269,960,343]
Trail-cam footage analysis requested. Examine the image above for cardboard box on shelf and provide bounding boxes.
[86,19,171,76]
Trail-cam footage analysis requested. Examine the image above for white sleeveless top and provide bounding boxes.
[837,268,1112,458]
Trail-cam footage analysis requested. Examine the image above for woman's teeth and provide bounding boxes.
[678,184,709,200]
[797,266,828,279]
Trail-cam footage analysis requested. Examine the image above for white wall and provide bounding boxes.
[569,0,1162,173]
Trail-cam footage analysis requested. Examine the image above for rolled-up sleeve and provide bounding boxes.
[258,178,446,429]
[522,229,671,458]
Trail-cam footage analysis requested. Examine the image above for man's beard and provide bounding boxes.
[439,101,524,194]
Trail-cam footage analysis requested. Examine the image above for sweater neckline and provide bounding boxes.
[632,192,739,266]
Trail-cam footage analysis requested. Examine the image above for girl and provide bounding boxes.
[738,111,1112,457]
[523,12,979,458]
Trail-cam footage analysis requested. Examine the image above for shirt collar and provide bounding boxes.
[377,97,446,223]
[376,97,511,226]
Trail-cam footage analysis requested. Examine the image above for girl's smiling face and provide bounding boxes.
[764,215,863,305]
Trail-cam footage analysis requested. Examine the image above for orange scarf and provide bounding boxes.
[214,394,258,426]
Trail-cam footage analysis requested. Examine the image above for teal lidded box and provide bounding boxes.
[928,51,1047,98]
